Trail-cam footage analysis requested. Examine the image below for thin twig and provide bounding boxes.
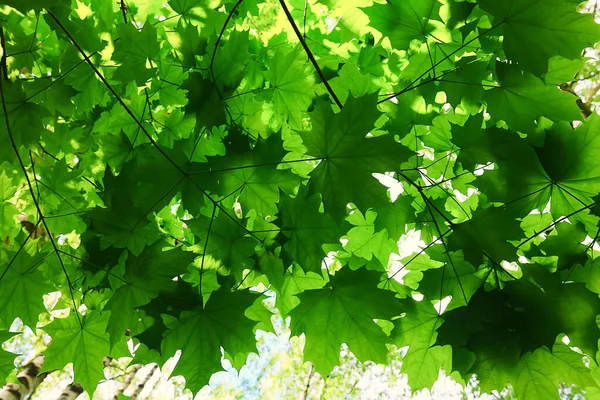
[199,204,217,302]
[378,22,504,104]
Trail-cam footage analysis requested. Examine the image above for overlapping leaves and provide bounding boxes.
[0,0,599,398]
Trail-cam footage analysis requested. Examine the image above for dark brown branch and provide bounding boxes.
[0,28,7,80]
[120,0,128,24]
[278,0,343,110]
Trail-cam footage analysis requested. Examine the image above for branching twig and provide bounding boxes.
[378,22,504,104]
[47,10,264,245]
[0,53,82,326]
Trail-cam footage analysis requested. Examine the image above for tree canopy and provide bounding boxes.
[1,0,600,398]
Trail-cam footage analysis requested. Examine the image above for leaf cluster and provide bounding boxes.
[0,0,600,398]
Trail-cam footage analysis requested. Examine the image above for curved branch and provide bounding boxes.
[278,0,343,110]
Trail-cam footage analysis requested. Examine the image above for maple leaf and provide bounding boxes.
[161,288,260,393]
[261,46,316,128]
[392,299,448,389]
[514,345,594,398]
[104,241,197,347]
[43,311,111,392]
[480,0,600,75]
[278,187,340,273]
[0,331,17,383]
[289,268,400,375]
[0,244,54,328]
[1,0,600,396]
[364,0,449,49]
[484,64,582,131]
[297,94,412,221]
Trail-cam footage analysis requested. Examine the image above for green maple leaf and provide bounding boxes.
[104,242,196,347]
[297,94,412,221]
[3,0,69,12]
[261,46,315,128]
[448,206,524,267]
[537,221,588,270]
[117,20,160,61]
[515,345,594,399]
[289,268,399,375]
[0,82,51,150]
[418,251,487,312]
[329,63,372,102]
[343,208,397,265]
[364,0,449,49]
[0,171,18,239]
[3,0,600,394]
[468,334,520,393]
[161,288,259,393]
[458,126,552,217]
[0,171,16,201]
[182,73,227,132]
[24,79,77,116]
[437,56,492,113]
[480,0,600,75]
[87,149,182,255]
[382,89,438,139]
[374,196,417,242]
[484,64,581,131]
[156,108,196,148]
[211,30,251,89]
[392,299,448,389]
[194,133,300,217]
[0,243,54,328]
[275,265,327,316]
[43,311,111,393]
[278,187,340,273]
[569,258,600,295]
[554,283,600,357]
[186,211,256,279]
[0,331,17,383]
[537,116,600,213]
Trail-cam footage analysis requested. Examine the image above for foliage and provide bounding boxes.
[1,0,600,398]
